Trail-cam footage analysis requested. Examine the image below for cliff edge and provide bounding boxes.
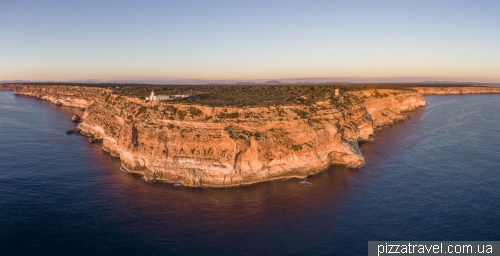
[77,88,424,187]
[14,85,110,108]
[13,85,426,187]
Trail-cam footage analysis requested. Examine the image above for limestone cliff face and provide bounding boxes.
[413,86,500,95]
[14,85,110,108]
[11,84,426,187]
[75,88,425,187]
[0,84,17,91]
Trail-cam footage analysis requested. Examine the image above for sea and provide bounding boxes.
[1,91,500,255]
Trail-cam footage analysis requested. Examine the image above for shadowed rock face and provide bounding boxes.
[14,85,426,187]
[72,114,82,122]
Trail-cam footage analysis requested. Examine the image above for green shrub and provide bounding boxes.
[217,112,239,119]
[136,106,148,116]
[292,109,307,119]
[177,110,187,120]
[188,106,202,116]
[165,105,177,114]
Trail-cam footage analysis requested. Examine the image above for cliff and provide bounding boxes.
[13,85,110,108]
[413,86,500,95]
[77,88,424,187]
[13,85,425,187]
[0,84,17,91]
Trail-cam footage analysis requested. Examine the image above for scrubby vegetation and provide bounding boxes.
[107,84,417,107]
[7,82,489,107]
[373,89,389,98]
[177,110,187,120]
[188,106,202,117]
[217,112,239,119]
[292,109,308,119]
[136,106,148,116]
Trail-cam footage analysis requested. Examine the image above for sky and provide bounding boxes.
[1,0,499,83]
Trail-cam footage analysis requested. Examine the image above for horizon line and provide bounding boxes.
[2,76,500,85]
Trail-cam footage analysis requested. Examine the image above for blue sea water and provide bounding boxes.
[1,91,500,255]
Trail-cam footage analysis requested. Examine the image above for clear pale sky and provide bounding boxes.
[1,0,499,83]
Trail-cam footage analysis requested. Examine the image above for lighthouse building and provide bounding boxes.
[147,91,171,101]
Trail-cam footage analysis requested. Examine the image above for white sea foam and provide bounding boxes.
[299,179,313,186]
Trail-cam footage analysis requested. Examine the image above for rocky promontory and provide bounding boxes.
[13,85,110,108]
[80,89,425,187]
[10,84,426,187]
[0,84,17,91]
[8,83,500,187]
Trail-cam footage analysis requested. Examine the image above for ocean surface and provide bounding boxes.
[1,91,500,255]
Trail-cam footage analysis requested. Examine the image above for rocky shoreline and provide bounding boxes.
[3,84,498,187]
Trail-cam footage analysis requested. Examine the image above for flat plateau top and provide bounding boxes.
[3,83,491,107]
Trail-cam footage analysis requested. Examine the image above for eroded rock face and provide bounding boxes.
[14,85,110,108]
[74,88,425,187]
[0,84,17,91]
[13,84,428,187]
[72,114,82,122]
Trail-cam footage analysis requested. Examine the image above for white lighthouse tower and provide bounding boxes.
[148,90,156,101]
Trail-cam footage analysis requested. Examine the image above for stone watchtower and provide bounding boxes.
[335,88,340,97]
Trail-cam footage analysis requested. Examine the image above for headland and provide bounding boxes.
[2,82,498,187]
